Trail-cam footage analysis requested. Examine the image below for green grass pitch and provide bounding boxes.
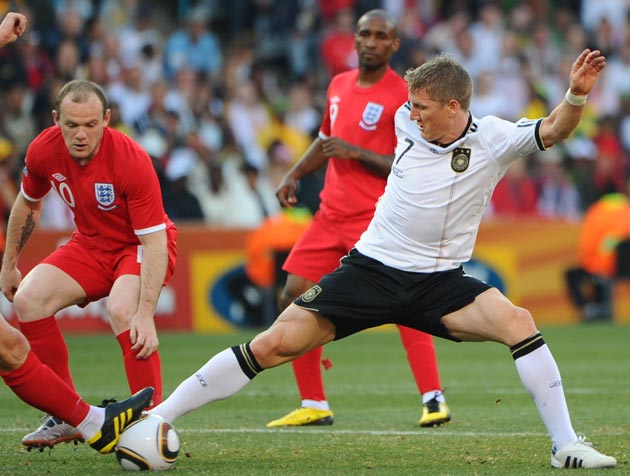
[0,324,627,475]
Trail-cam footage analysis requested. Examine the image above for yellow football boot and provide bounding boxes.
[419,398,451,427]
[267,407,334,427]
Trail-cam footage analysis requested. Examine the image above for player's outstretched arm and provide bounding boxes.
[0,12,27,48]
[0,195,41,302]
[276,138,327,208]
[540,49,606,148]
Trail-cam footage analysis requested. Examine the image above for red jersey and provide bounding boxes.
[22,126,173,251]
[318,66,407,222]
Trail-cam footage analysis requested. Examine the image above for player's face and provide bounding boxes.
[53,94,111,164]
[408,88,455,144]
[354,17,399,71]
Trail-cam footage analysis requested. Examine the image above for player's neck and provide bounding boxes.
[356,65,388,88]
[430,113,472,148]
[72,156,93,167]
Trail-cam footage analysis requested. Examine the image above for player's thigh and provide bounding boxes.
[441,288,537,346]
[15,263,87,319]
[251,304,335,368]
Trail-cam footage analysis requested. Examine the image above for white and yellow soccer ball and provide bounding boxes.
[115,414,180,471]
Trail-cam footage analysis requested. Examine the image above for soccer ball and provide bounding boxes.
[115,414,180,471]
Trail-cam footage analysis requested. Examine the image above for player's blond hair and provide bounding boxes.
[404,54,472,110]
[54,80,109,117]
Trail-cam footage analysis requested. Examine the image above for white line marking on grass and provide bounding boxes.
[183,428,547,437]
[0,428,622,438]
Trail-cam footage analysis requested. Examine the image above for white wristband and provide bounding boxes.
[565,88,587,107]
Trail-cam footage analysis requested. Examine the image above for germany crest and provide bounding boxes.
[451,148,471,173]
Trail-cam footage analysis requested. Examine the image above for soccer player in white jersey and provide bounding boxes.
[149,48,616,469]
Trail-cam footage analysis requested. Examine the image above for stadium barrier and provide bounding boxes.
[1,218,628,333]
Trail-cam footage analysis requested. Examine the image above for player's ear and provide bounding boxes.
[447,99,460,116]
[52,109,60,125]
[391,37,400,54]
[103,108,111,127]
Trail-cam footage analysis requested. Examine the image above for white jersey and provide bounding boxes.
[356,102,545,272]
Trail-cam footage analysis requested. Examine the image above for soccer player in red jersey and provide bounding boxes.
[0,11,155,455]
[0,78,177,449]
[267,9,450,428]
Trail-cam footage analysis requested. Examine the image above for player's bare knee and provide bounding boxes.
[0,328,30,372]
[250,328,298,367]
[107,301,134,331]
[507,306,538,342]
[249,332,280,367]
[12,288,39,319]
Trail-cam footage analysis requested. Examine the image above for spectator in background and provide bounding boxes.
[107,64,152,127]
[31,76,65,132]
[163,6,222,81]
[524,21,562,78]
[470,70,507,118]
[98,0,140,34]
[54,38,83,81]
[0,82,37,157]
[320,8,357,77]
[565,179,630,321]
[225,79,272,170]
[565,136,600,211]
[490,159,539,217]
[284,81,321,138]
[592,115,627,198]
[116,3,164,75]
[52,5,91,63]
[619,94,630,154]
[0,138,17,234]
[162,147,205,223]
[603,39,630,115]
[232,206,313,327]
[17,30,54,94]
[535,148,582,221]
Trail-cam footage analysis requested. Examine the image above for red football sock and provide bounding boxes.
[19,316,76,390]
[292,346,326,402]
[0,351,89,426]
[397,326,442,394]
[116,330,162,406]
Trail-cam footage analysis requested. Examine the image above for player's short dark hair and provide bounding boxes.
[54,80,109,117]
[404,54,472,110]
[357,9,398,38]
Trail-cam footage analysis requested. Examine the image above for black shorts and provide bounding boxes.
[294,248,492,342]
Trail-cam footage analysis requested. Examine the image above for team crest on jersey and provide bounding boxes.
[451,148,471,173]
[359,102,384,131]
[95,183,116,210]
[301,284,322,302]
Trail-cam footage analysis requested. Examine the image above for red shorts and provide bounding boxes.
[42,227,178,303]
[283,211,371,282]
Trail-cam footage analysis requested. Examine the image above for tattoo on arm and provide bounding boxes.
[18,211,36,253]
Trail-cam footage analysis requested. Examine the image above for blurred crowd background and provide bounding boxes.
[0,0,628,234]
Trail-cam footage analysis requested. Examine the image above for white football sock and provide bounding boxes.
[76,406,105,440]
[149,348,252,423]
[301,399,330,411]
[514,344,578,449]
[422,390,445,404]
